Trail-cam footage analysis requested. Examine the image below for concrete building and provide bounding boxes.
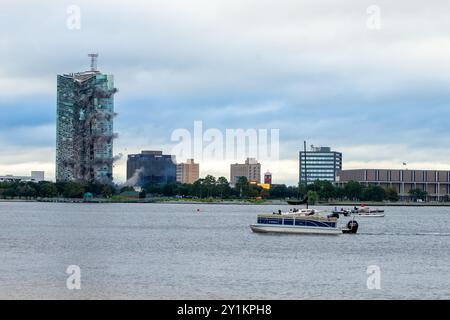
[0,171,45,182]
[176,159,199,184]
[337,169,450,201]
[300,146,342,184]
[56,54,117,184]
[230,158,261,186]
[127,151,176,187]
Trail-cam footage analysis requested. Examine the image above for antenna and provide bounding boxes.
[304,140,308,209]
[88,53,99,71]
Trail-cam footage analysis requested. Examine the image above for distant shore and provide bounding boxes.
[1,198,450,206]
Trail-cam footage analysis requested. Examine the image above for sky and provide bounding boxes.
[1,0,450,185]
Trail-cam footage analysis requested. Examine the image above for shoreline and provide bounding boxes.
[1,198,450,206]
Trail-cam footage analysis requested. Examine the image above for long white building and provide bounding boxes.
[0,171,45,183]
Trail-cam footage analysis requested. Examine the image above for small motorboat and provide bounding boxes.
[351,205,385,217]
[332,208,351,217]
[250,209,359,235]
[286,197,308,206]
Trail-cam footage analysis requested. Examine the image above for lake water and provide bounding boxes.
[0,202,449,299]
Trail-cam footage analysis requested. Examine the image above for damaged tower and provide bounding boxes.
[56,54,118,184]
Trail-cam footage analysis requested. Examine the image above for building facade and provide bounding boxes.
[176,159,200,184]
[127,151,176,187]
[56,56,117,184]
[337,169,450,201]
[230,158,261,186]
[299,146,342,184]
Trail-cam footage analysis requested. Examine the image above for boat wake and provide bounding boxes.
[358,232,450,236]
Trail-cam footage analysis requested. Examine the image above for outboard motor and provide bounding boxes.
[343,220,359,234]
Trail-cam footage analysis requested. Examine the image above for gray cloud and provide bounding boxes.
[1,0,450,184]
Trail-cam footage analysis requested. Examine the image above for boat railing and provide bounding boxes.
[257,213,338,222]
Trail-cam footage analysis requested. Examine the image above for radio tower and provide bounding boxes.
[88,53,99,71]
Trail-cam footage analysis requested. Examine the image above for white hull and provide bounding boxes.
[250,224,341,235]
[355,213,385,217]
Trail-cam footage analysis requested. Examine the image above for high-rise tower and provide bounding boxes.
[56,54,117,184]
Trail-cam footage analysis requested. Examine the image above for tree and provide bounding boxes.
[3,187,18,198]
[139,189,147,199]
[18,183,37,199]
[260,188,270,199]
[247,184,261,198]
[216,177,231,198]
[38,181,58,198]
[334,186,345,200]
[120,186,135,193]
[101,185,113,198]
[144,183,163,195]
[162,183,177,196]
[409,188,427,202]
[63,182,85,198]
[234,176,250,198]
[55,182,67,197]
[306,190,318,205]
[298,183,307,199]
[385,187,399,202]
[202,175,216,198]
[344,181,363,200]
[313,180,336,201]
[362,185,385,202]
[85,182,104,196]
[175,183,190,197]
[191,179,204,198]
[286,185,300,198]
[269,184,288,199]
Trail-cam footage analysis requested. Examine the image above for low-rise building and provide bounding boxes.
[337,169,450,201]
[0,171,45,183]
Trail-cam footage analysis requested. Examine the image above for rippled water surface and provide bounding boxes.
[0,202,449,299]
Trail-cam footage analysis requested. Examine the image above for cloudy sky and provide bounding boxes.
[1,0,450,185]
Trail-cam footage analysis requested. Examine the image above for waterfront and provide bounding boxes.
[0,202,449,299]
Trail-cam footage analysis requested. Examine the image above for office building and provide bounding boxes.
[176,159,200,184]
[299,146,342,184]
[127,151,176,187]
[230,158,261,186]
[56,54,117,184]
[336,169,450,201]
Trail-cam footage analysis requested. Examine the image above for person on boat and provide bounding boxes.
[278,210,282,215]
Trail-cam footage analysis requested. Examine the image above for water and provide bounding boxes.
[0,202,449,299]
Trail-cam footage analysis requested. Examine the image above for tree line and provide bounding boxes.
[0,181,114,199]
[143,177,425,202]
[0,177,429,202]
